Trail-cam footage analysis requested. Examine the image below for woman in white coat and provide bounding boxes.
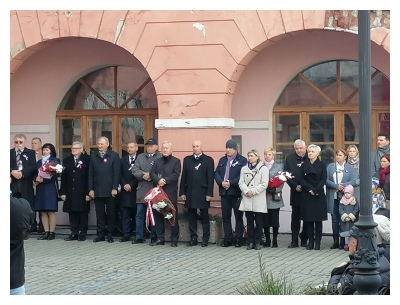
[239,149,269,250]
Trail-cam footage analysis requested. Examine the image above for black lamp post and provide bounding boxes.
[353,10,381,294]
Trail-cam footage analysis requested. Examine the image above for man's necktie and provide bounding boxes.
[130,157,135,164]
[99,151,105,158]
[74,158,78,166]
[16,150,22,169]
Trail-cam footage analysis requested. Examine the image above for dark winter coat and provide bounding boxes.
[299,158,328,222]
[119,155,138,208]
[283,152,308,207]
[88,149,121,198]
[132,152,162,203]
[180,154,215,209]
[327,248,390,295]
[214,153,247,197]
[10,147,37,207]
[150,155,181,204]
[60,153,90,212]
[10,197,34,289]
[339,198,359,232]
[34,157,61,211]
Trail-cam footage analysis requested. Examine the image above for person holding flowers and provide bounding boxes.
[34,143,62,240]
[263,147,285,248]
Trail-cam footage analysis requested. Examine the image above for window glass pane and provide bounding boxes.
[345,113,359,141]
[58,119,81,146]
[274,145,294,166]
[89,118,112,146]
[309,114,334,142]
[371,73,390,105]
[379,112,390,136]
[59,147,73,162]
[304,61,337,103]
[319,145,335,167]
[275,115,300,143]
[121,117,145,157]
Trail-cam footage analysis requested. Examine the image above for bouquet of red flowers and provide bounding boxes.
[39,160,64,179]
[268,171,294,188]
[143,186,176,229]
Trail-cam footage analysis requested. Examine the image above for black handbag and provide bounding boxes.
[272,191,282,202]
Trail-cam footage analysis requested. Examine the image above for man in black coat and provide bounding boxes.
[214,139,247,247]
[119,141,139,242]
[88,136,121,243]
[10,134,37,211]
[150,141,181,247]
[60,141,91,241]
[10,196,34,295]
[180,140,215,247]
[283,139,308,248]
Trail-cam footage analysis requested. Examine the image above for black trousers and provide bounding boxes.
[304,221,322,244]
[245,211,264,245]
[68,211,89,236]
[188,208,210,242]
[290,205,307,243]
[221,195,244,241]
[154,202,180,242]
[94,197,116,236]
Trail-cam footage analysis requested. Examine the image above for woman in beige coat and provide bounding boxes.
[238,149,269,250]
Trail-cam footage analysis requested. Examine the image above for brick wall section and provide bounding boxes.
[325,10,390,30]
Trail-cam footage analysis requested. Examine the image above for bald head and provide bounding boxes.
[192,140,203,155]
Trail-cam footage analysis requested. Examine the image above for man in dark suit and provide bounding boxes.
[150,141,181,247]
[283,139,308,248]
[60,141,91,241]
[214,139,247,247]
[88,136,121,243]
[180,140,215,247]
[30,137,44,233]
[119,141,139,242]
[10,134,37,239]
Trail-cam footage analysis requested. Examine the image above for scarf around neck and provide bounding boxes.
[265,160,274,169]
[248,160,260,170]
[347,156,359,174]
[379,166,390,188]
[224,152,237,180]
[340,196,356,206]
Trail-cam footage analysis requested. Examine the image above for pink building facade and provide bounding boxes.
[10,10,390,233]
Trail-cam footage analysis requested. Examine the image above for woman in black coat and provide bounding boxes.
[299,144,328,250]
[60,142,91,241]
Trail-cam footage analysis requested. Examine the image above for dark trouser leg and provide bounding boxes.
[332,199,341,237]
[131,204,137,233]
[290,205,301,243]
[135,203,146,239]
[79,212,89,237]
[304,221,314,245]
[121,206,132,237]
[94,198,107,237]
[221,196,234,241]
[315,221,322,244]
[188,208,199,240]
[199,208,210,242]
[234,206,244,240]
[272,227,279,247]
[154,208,165,241]
[264,227,271,246]
[170,203,180,242]
[68,211,80,235]
[254,212,264,245]
[245,211,255,244]
[105,197,116,236]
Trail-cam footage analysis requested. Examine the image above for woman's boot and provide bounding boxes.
[48,232,55,240]
[272,227,278,248]
[38,232,49,240]
[330,235,339,249]
[339,237,345,249]
[263,227,271,247]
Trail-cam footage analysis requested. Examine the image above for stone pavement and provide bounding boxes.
[23,228,349,295]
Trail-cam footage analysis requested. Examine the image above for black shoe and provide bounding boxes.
[150,239,165,246]
[93,236,105,243]
[132,238,144,244]
[330,242,339,249]
[187,239,198,246]
[254,244,262,250]
[314,243,321,250]
[149,239,157,246]
[288,242,298,248]
[300,240,308,247]
[78,235,86,241]
[201,241,208,247]
[264,241,271,248]
[38,232,49,240]
[64,234,78,241]
[107,235,114,243]
[235,239,243,248]
[48,232,55,240]
[171,241,178,247]
[246,243,254,250]
[221,240,233,247]
[272,242,278,248]
[306,243,314,250]
[119,236,130,242]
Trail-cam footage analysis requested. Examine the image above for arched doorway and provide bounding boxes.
[56,66,158,159]
[273,60,390,165]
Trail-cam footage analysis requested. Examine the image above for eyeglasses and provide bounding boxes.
[14,141,23,144]
[71,147,82,150]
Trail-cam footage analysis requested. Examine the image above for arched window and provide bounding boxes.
[273,60,389,165]
[56,66,158,159]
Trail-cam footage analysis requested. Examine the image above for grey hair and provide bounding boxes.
[14,134,27,140]
[162,141,173,148]
[307,144,321,154]
[97,136,109,145]
[72,141,84,148]
[294,139,306,147]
